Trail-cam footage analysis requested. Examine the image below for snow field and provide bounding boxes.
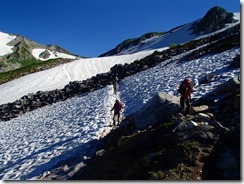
[0,48,165,105]
[0,32,16,56]
[0,85,119,180]
[119,48,240,116]
[0,47,240,180]
[32,49,77,61]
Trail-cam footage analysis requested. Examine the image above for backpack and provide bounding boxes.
[178,79,191,95]
[178,83,185,94]
[114,102,122,111]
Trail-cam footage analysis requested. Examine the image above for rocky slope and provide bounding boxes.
[33,26,240,180]
[0,33,80,73]
[99,32,164,57]
[74,76,240,180]
[190,6,236,35]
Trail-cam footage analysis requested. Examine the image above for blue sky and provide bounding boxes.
[0,0,240,57]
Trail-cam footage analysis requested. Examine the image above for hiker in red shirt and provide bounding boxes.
[178,78,193,114]
[111,99,123,125]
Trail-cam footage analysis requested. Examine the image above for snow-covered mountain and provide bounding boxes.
[100,6,240,56]
[0,32,79,72]
[0,6,240,180]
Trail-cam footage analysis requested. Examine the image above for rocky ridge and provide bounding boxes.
[36,73,240,180]
[99,6,237,57]
[0,34,79,73]
[190,6,236,35]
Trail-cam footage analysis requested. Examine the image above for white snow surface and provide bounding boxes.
[0,32,16,56]
[0,49,165,105]
[0,47,240,180]
[32,48,77,61]
[118,13,240,55]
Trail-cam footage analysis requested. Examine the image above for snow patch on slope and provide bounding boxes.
[32,49,77,61]
[0,32,16,56]
[118,12,240,55]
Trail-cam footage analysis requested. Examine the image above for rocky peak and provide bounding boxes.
[0,32,79,73]
[190,6,235,35]
[5,36,42,60]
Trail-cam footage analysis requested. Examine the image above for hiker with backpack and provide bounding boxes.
[113,81,118,94]
[178,78,193,114]
[111,99,123,126]
[112,74,119,95]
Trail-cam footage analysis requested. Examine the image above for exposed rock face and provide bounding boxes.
[229,54,240,69]
[133,92,180,129]
[4,36,44,60]
[193,76,240,106]
[0,34,79,73]
[211,76,240,96]
[39,49,51,59]
[190,6,235,35]
[99,32,163,57]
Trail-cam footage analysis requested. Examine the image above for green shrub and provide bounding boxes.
[169,43,179,48]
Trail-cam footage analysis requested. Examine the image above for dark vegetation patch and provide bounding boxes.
[0,58,75,84]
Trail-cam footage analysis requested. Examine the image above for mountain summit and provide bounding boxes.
[0,32,80,73]
[100,6,238,57]
[190,6,236,35]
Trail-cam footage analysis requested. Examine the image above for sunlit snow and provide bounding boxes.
[0,32,16,56]
[32,49,77,61]
[0,47,240,180]
[0,12,240,180]
[0,48,166,105]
